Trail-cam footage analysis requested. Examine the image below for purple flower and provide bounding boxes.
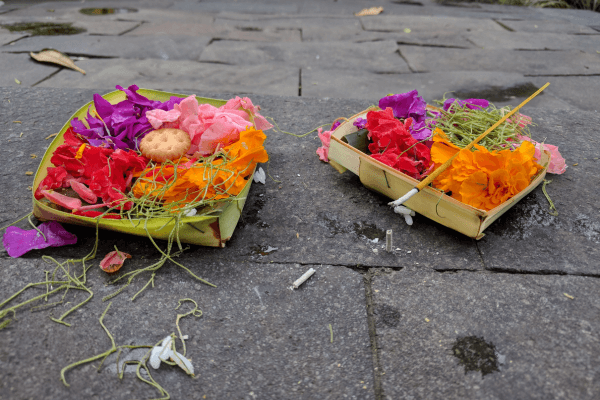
[331,120,342,131]
[379,90,427,123]
[353,117,367,130]
[72,85,184,150]
[443,98,489,112]
[2,221,77,258]
[379,90,431,140]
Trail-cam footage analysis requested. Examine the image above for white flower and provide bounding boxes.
[253,167,266,184]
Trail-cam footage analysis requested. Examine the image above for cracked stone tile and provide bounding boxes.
[71,19,140,35]
[496,18,600,35]
[531,76,600,112]
[214,13,360,30]
[0,52,59,87]
[301,69,575,110]
[127,22,301,42]
[0,31,26,45]
[464,30,600,54]
[0,256,374,398]
[304,26,472,48]
[399,46,600,75]
[200,40,410,73]
[372,267,600,400]
[5,34,212,60]
[360,15,505,34]
[477,108,600,275]
[35,58,299,96]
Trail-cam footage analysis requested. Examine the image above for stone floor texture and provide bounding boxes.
[0,0,599,399]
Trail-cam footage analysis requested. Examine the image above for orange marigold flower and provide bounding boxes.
[132,127,268,208]
[430,128,543,211]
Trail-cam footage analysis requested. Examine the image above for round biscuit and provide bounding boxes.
[139,128,191,163]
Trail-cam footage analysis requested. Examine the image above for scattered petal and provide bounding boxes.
[171,350,195,376]
[99,249,131,273]
[355,6,384,16]
[2,221,77,258]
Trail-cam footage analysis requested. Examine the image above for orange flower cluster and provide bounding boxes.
[132,127,268,207]
[430,128,543,211]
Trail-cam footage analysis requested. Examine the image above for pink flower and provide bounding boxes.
[316,128,333,162]
[145,95,271,157]
[517,134,566,174]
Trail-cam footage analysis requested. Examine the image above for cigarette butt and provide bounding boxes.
[293,268,315,289]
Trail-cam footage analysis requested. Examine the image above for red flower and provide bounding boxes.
[365,108,431,179]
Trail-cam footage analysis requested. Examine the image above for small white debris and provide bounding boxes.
[293,268,315,289]
[181,335,189,340]
[171,350,195,376]
[150,346,164,369]
[371,238,379,244]
[184,208,197,217]
[372,249,378,253]
[407,251,412,254]
[403,214,413,225]
[253,167,266,184]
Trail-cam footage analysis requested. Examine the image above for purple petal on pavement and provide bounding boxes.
[2,221,77,258]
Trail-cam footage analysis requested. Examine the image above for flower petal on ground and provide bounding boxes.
[2,221,77,258]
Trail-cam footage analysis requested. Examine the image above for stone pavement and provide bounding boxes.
[0,1,599,399]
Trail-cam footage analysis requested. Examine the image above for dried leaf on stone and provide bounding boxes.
[355,6,384,16]
[100,249,131,273]
[30,49,86,75]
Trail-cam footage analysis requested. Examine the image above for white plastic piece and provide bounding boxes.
[404,214,413,226]
[393,205,415,216]
[388,188,418,207]
[293,268,315,289]
[149,346,164,369]
[253,167,266,184]
[386,230,392,252]
[184,208,197,217]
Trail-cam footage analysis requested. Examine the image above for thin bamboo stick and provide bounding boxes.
[389,82,550,207]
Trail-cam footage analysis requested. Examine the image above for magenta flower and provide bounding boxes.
[71,85,184,150]
[2,221,77,258]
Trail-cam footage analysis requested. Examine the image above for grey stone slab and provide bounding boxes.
[534,7,600,27]
[464,30,600,53]
[303,26,472,48]
[71,19,141,35]
[215,12,361,30]
[478,108,600,275]
[0,52,59,87]
[0,31,26,44]
[372,268,600,400]
[200,40,411,73]
[301,69,575,110]
[360,15,505,33]
[127,22,301,42]
[35,59,300,96]
[302,67,423,100]
[0,256,374,399]
[497,18,599,34]
[5,34,212,60]
[399,46,600,75]
[531,75,600,112]
[171,1,299,14]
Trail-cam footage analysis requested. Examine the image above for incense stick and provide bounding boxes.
[389,82,550,208]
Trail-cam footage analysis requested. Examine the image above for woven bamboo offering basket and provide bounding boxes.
[32,89,254,247]
[327,108,551,239]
